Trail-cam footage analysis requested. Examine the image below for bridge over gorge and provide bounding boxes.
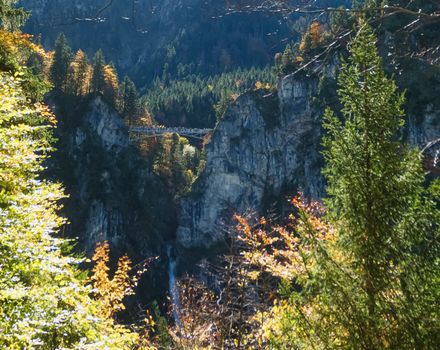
[129,126,213,140]
[128,128,440,174]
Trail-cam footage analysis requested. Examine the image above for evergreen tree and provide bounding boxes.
[102,61,119,106]
[91,49,106,95]
[121,76,140,124]
[318,23,439,349]
[251,23,440,349]
[50,32,72,90]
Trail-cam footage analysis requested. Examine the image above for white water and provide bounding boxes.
[166,245,181,326]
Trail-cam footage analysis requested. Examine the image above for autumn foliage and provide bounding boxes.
[299,21,325,52]
[91,241,135,319]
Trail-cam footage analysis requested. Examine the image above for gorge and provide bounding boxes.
[7,1,440,347]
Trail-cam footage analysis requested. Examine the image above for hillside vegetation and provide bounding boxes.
[0,0,439,349]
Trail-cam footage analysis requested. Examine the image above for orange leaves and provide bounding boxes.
[299,21,325,52]
[309,21,324,44]
[236,194,336,281]
[67,50,92,96]
[91,241,135,319]
[255,80,272,90]
[172,277,218,345]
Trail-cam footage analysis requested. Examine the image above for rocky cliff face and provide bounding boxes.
[49,95,175,257]
[177,58,440,249]
[177,70,329,248]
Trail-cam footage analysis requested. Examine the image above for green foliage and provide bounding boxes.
[274,43,299,76]
[0,72,139,349]
[143,67,276,128]
[91,49,106,94]
[153,133,201,197]
[120,75,140,123]
[0,0,28,30]
[150,301,173,348]
[50,33,72,90]
[265,23,440,349]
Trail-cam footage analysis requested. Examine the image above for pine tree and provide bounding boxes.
[91,49,106,95]
[49,32,72,90]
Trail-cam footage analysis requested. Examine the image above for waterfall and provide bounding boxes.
[166,245,181,326]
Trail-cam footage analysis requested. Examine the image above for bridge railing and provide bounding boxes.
[128,126,213,140]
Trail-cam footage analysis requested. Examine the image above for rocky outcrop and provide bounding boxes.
[177,60,440,249]
[49,96,176,257]
[177,70,329,248]
[83,97,129,152]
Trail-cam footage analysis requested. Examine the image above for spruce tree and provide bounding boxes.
[121,76,140,123]
[50,32,72,90]
[91,49,106,94]
[320,22,439,349]
[264,23,440,350]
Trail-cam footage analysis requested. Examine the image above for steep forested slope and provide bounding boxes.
[20,0,349,88]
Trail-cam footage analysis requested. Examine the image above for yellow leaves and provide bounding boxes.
[91,241,134,319]
[67,49,92,96]
[236,194,338,283]
[103,64,118,88]
[254,81,272,90]
[0,30,46,58]
[0,50,142,350]
[144,310,156,328]
[102,64,119,104]
[0,73,53,201]
[299,21,325,52]
[34,102,56,125]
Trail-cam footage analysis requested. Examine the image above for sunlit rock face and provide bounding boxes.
[177,61,440,249]
[177,70,328,248]
[84,97,129,152]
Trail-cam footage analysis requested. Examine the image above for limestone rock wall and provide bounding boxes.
[49,96,175,257]
[177,64,440,249]
[177,71,327,248]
